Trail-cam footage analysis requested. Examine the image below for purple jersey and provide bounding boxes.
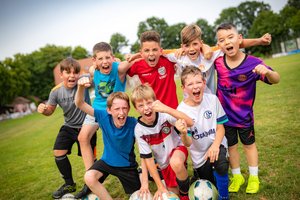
[215,55,273,128]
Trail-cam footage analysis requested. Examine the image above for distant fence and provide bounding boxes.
[272,37,300,58]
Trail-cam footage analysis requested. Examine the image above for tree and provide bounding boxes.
[72,46,89,59]
[287,0,300,9]
[195,19,215,46]
[164,22,186,49]
[110,33,128,54]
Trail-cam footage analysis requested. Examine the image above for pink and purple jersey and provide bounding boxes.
[215,55,273,128]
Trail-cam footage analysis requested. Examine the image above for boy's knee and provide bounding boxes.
[84,171,96,186]
[78,132,92,144]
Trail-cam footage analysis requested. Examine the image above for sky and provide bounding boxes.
[0,0,288,60]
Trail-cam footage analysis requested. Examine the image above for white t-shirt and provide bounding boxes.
[135,112,183,169]
[165,49,223,94]
[177,93,228,169]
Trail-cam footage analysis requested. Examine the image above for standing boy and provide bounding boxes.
[37,57,97,199]
[176,66,230,200]
[75,76,145,199]
[215,23,280,194]
[75,42,132,198]
[131,84,194,200]
[165,24,272,93]
[127,30,178,109]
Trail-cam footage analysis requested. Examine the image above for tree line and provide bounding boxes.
[0,0,299,107]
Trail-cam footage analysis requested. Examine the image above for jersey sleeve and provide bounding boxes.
[47,89,58,106]
[134,125,153,158]
[215,96,228,124]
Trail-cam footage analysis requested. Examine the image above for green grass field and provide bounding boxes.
[0,54,299,199]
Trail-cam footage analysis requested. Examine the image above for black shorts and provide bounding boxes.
[224,125,255,146]
[53,125,97,156]
[90,159,141,194]
[192,145,229,185]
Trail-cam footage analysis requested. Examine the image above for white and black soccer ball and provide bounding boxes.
[56,193,75,200]
[81,193,100,200]
[129,190,153,200]
[158,192,180,200]
[188,179,219,200]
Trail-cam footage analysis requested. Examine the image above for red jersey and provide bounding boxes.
[128,56,178,109]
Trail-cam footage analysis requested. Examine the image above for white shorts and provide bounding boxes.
[83,114,98,126]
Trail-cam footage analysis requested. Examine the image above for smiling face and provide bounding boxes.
[217,27,242,58]
[134,98,156,125]
[181,38,203,61]
[182,74,206,106]
[61,68,80,89]
[93,51,114,74]
[140,41,162,67]
[107,98,130,128]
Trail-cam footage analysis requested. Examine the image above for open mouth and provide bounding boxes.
[226,46,234,52]
[118,116,126,123]
[148,58,156,66]
[102,65,110,70]
[144,111,152,117]
[193,91,201,98]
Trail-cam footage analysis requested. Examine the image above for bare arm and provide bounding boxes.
[206,124,225,163]
[175,119,192,147]
[152,100,194,127]
[75,77,94,117]
[144,158,168,199]
[253,64,280,84]
[138,158,151,197]
[37,103,56,116]
[241,33,272,48]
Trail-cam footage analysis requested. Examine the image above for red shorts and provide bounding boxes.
[161,146,188,187]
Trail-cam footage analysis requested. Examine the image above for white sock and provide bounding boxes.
[231,167,241,175]
[249,166,258,176]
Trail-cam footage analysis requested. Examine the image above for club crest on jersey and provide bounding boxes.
[238,74,247,82]
[162,126,170,134]
[204,110,212,119]
[158,66,166,76]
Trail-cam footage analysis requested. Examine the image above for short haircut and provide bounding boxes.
[92,42,112,57]
[59,57,81,73]
[131,83,156,107]
[140,30,161,45]
[216,22,237,33]
[181,24,202,45]
[106,92,130,109]
[181,66,204,86]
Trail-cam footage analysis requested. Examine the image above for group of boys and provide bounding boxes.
[38,22,280,200]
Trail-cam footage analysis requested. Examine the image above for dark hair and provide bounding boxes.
[216,22,237,32]
[93,42,112,57]
[140,30,160,45]
[59,57,81,73]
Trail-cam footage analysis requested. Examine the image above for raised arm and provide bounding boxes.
[118,53,143,82]
[152,100,194,127]
[75,77,94,116]
[175,119,193,147]
[37,103,56,116]
[253,64,280,84]
[241,33,272,48]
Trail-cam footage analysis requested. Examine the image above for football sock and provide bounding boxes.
[176,177,190,196]
[249,166,258,176]
[55,155,74,185]
[213,171,229,199]
[231,167,241,175]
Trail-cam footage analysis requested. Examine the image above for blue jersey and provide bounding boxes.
[94,109,137,167]
[93,62,126,109]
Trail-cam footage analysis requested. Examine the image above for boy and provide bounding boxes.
[37,57,97,199]
[165,24,272,93]
[131,84,194,200]
[75,42,132,198]
[127,30,178,109]
[75,77,145,199]
[215,23,280,194]
[176,66,230,200]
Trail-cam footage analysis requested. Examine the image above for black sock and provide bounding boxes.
[55,155,74,185]
[176,177,190,196]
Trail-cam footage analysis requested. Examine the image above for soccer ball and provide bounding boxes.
[129,190,153,200]
[81,193,100,200]
[188,179,219,200]
[56,193,75,199]
[158,192,180,200]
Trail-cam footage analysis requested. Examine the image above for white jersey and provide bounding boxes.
[135,112,183,169]
[165,49,223,94]
[177,93,228,169]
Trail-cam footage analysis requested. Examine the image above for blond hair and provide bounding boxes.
[131,84,156,107]
[181,66,204,86]
[107,92,130,109]
[181,24,202,45]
